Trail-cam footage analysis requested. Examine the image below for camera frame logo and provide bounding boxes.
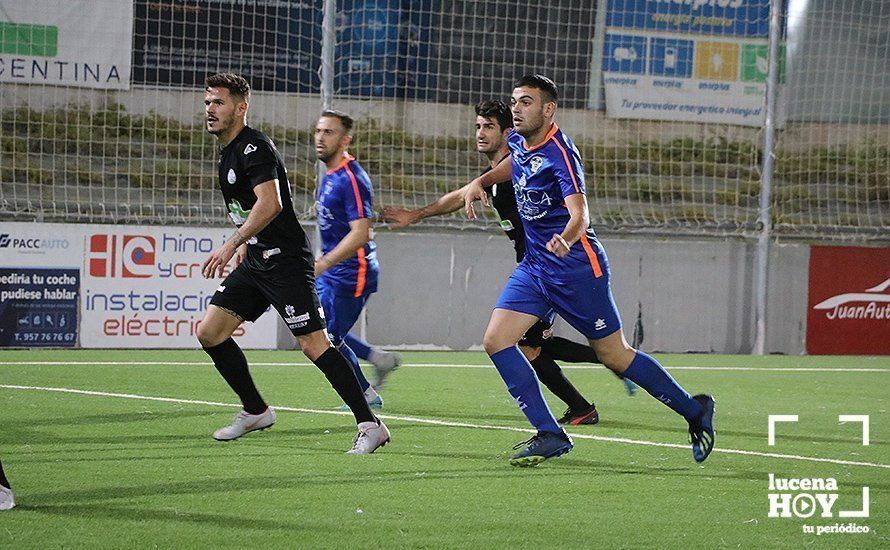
[767,415,871,536]
[88,234,156,278]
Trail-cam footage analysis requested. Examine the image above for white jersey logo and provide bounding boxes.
[244,143,257,155]
[530,156,543,174]
[227,168,236,184]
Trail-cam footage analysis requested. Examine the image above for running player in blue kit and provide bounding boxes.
[314,110,397,409]
[462,75,715,466]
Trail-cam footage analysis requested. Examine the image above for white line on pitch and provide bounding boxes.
[1,383,888,471]
[0,361,887,373]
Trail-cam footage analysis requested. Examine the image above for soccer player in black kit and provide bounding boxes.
[383,99,636,425]
[198,73,390,454]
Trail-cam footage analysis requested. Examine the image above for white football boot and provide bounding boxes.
[0,485,14,511]
[346,420,391,454]
[213,407,276,441]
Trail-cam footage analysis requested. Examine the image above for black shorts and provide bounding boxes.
[210,261,325,336]
[518,318,553,348]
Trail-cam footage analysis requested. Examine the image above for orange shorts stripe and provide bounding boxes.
[580,233,603,278]
[354,249,367,297]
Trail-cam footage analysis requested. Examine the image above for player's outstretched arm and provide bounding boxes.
[315,217,373,276]
[382,186,468,228]
[546,193,589,258]
[202,179,283,278]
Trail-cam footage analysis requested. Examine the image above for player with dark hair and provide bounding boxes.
[462,75,715,466]
[384,99,636,425]
[0,460,13,510]
[197,73,390,454]
[313,110,398,408]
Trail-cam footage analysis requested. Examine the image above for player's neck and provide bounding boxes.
[486,146,510,168]
[523,122,554,149]
[217,120,247,148]
[324,150,350,171]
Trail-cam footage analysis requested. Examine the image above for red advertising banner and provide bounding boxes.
[806,246,890,355]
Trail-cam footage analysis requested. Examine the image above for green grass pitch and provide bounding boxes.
[0,350,887,548]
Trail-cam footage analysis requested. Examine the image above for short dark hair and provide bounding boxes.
[320,109,354,133]
[514,74,558,104]
[205,73,251,102]
[474,99,512,132]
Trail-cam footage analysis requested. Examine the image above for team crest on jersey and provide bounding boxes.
[244,143,257,155]
[530,156,543,174]
[227,168,236,184]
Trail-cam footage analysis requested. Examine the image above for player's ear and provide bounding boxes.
[237,99,249,117]
[544,101,556,119]
[342,133,353,148]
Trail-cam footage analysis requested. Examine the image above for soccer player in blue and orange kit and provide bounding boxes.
[462,75,715,466]
[314,110,392,409]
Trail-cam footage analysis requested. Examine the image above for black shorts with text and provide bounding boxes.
[518,318,553,348]
[210,260,325,337]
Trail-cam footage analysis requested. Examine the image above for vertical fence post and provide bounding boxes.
[314,0,337,256]
[753,0,783,355]
[587,0,610,110]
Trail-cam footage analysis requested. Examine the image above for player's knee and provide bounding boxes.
[483,332,509,355]
[196,325,225,348]
[597,346,635,373]
[297,331,331,361]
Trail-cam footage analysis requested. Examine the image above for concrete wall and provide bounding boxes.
[292,230,810,354]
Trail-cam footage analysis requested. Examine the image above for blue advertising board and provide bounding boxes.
[0,268,79,347]
[607,0,771,38]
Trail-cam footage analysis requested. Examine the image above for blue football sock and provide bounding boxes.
[343,333,372,361]
[622,351,703,422]
[338,342,371,392]
[489,346,561,434]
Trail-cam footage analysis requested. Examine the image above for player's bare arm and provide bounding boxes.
[315,217,373,277]
[546,193,589,258]
[463,154,511,219]
[382,185,468,228]
[202,179,283,278]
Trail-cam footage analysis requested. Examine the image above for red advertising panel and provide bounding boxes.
[807,246,890,355]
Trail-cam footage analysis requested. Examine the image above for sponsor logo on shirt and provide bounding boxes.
[244,143,257,155]
[227,168,236,184]
[530,156,543,174]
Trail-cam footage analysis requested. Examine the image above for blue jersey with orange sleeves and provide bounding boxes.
[506,124,604,282]
[316,154,379,297]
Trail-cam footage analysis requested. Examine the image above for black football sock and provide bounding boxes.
[0,460,9,489]
[313,347,375,424]
[542,336,601,364]
[530,352,591,412]
[203,338,267,415]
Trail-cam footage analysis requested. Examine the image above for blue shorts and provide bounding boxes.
[316,282,369,345]
[494,263,622,340]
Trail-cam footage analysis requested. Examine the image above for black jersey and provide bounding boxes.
[482,158,526,263]
[217,126,313,272]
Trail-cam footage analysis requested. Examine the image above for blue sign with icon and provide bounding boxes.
[604,34,647,75]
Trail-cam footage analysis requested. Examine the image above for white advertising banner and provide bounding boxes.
[602,0,781,127]
[79,224,278,348]
[0,222,279,349]
[0,0,133,90]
